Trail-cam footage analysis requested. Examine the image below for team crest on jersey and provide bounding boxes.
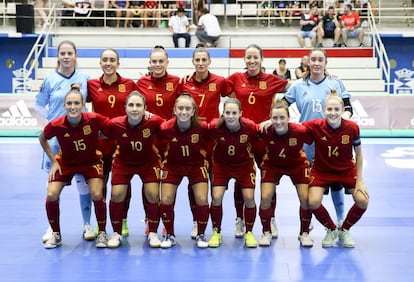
[166,82,174,91]
[209,83,217,92]
[342,135,350,144]
[289,138,297,146]
[191,134,199,143]
[259,81,267,90]
[118,84,126,92]
[142,128,151,138]
[83,125,92,135]
[240,134,248,143]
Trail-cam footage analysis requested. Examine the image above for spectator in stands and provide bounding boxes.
[341,3,365,47]
[297,6,319,48]
[324,0,339,9]
[287,1,305,27]
[273,59,291,80]
[128,1,144,28]
[160,1,174,27]
[193,0,206,25]
[295,55,309,79]
[260,0,275,27]
[168,7,191,48]
[110,0,131,27]
[275,1,288,26]
[317,5,341,47]
[74,0,93,26]
[143,0,160,27]
[90,0,110,27]
[36,0,49,27]
[61,0,76,26]
[196,8,222,47]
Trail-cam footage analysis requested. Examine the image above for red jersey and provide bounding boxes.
[103,114,164,165]
[210,117,259,167]
[227,71,288,123]
[43,112,109,166]
[303,118,361,174]
[158,118,209,166]
[259,122,313,170]
[144,0,158,9]
[341,12,360,28]
[87,74,137,118]
[182,72,232,122]
[136,73,181,120]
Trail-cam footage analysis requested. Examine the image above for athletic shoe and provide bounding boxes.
[83,224,95,241]
[235,217,245,238]
[322,229,338,248]
[299,232,313,247]
[191,221,198,239]
[96,231,109,248]
[270,217,278,238]
[317,43,323,47]
[122,219,129,237]
[359,43,365,47]
[333,43,341,47]
[108,232,122,248]
[160,234,176,248]
[42,226,53,243]
[44,232,62,249]
[196,234,209,248]
[339,229,355,248]
[258,232,272,247]
[148,232,161,248]
[208,228,222,248]
[244,231,258,248]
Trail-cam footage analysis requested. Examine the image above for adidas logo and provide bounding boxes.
[351,100,375,127]
[0,100,37,126]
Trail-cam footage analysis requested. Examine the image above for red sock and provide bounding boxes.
[146,201,160,233]
[46,198,60,233]
[195,204,209,235]
[312,205,336,231]
[210,204,222,232]
[159,203,175,235]
[123,184,132,219]
[234,182,244,219]
[244,206,257,232]
[93,197,107,232]
[299,207,312,234]
[109,200,124,234]
[259,206,273,233]
[341,204,367,231]
[141,184,148,220]
[270,192,277,217]
[188,184,196,221]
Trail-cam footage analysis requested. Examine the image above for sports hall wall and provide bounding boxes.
[0,33,413,137]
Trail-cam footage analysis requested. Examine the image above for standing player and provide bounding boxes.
[208,98,260,248]
[303,90,369,248]
[158,94,210,249]
[87,48,138,237]
[283,48,353,228]
[39,84,109,248]
[35,40,94,242]
[227,44,289,238]
[181,46,232,238]
[258,100,313,247]
[103,91,164,248]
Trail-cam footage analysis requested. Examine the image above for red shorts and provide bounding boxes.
[309,167,357,190]
[211,162,256,189]
[261,162,310,185]
[161,163,208,186]
[51,158,104,184]
[111,158,161,185]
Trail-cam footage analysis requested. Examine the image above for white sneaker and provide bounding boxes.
[96,231,108,248]
[83,224,95,241]
[44,232,62,249]
[108,232,122,248]
[196,234,209,248]
[270,217,278,238]
[299,232,314,247]
[258,232,272,247]
[42,226,53,243]
[161,234,176,248]
[322,229,338,248]
[235,217,245,238]
[191,221,198,239]
[148,232,161,248]
[309,222,314,233]
[339,229,355,248]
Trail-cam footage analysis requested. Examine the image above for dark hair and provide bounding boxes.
[150,45,168,59]
[279,59,286,64]
[56,40,77,69]
[100,48,120,62]
[245,44,263,59]
[217,98,242,128]
[193,46,211,59]
[302,48,328,82]
[174,93,200,128]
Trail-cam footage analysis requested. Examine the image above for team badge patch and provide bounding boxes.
[289,138,297,146]
[259,81,267,90]
[83,125,92,135]
[191,134,199,143]
[166,82,174,91]
[209,83,217,92]
[342,135,350,144]
[142,128,151,138]
[240,134,248,143]
[118,84,126,92]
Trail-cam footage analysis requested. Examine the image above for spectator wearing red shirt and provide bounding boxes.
[341,3,365,47]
